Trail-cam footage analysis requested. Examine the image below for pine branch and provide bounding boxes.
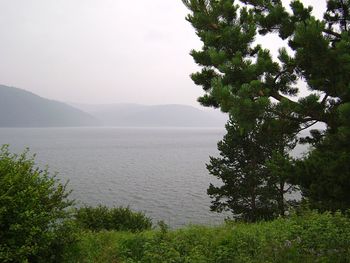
[321,94,329,105]
[295,120,319,134]
[340,0,349,31]
[270,91,299,107]
[323,28,342,38]
[273,70,290,83]
[269,91,325,124]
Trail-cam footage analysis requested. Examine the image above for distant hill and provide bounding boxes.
[0,84,227,127]
[0,85,99,127]
[71,103,228,127]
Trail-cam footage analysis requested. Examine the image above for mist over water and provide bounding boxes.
[0,127,227,227]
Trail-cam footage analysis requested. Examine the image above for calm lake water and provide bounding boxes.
[0,127,228,227]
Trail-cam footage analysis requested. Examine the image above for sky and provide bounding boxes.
[0,0,327,107]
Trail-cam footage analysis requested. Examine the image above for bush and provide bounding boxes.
[74,205,152,232]
[0,145,75,262]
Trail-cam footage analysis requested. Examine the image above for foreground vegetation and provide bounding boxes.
[1,141,350,262]
[63,212,350,263]
[0,145,75,262]
[0,146,152,262]
[4,146,349,263]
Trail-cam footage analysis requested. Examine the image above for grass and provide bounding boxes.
[63,211,350,263]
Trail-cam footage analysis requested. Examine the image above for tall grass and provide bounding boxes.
[64,211,350,263]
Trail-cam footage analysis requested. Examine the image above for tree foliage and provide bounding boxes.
[207,116,296,221]
[0,145,75,262]
[297,120,350,212]
[183,0,350,211]
[183,0,350,130]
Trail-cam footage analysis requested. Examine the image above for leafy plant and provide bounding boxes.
[0,145,75,262]
[74,205,152,232]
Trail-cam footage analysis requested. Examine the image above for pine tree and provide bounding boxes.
[207,116,296,221]
[183,0,350,211]
[297,102,350,211]
[183,0,350,131]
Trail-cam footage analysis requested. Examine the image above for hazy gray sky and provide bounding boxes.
[0,0,326,106]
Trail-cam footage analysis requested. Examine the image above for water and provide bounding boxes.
[0,127,227,227]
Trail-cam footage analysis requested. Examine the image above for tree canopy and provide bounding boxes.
[183,0,350,213]
[183,0,349,132]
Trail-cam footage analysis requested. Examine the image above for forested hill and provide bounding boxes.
[0,85,99,127]
[0,84,227,127]
[71,103,228,127]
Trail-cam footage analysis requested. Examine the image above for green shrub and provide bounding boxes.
[0,145,76,263]
[64,211,350,263]
[74,205,152,232]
